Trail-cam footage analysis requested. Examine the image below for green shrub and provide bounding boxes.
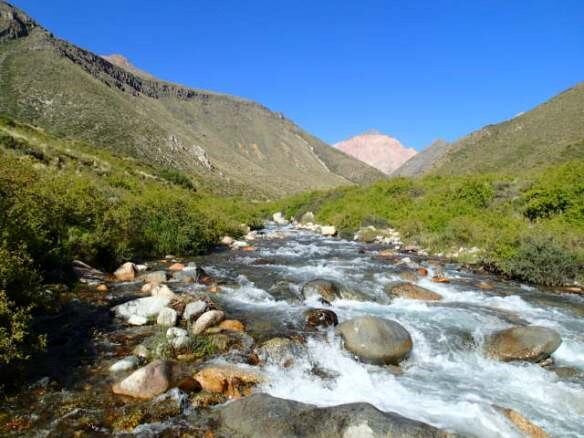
[504,236,579,286]
[158,168,195,190]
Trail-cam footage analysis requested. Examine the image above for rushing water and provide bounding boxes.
[203,225,584,437]
[4,224,584,437]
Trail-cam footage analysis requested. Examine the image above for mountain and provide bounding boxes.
[0,1,383,197]
[392,139,449,177]
[394,83,584,177]
[333,130,416,175]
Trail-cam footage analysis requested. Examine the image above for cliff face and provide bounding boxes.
[334,131,417,175]
[0,1,384,197]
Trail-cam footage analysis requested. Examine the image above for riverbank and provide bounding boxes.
[1,224,583,436]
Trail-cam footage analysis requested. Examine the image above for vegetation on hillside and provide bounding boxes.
[274,161,584,287]
[0,117,262,366]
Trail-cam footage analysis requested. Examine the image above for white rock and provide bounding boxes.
[183,300,208,321]
[320,225,337,236]
[135,264,148,272]
[231,240,249,249]
[221,235,234,246]
[113,262,137,281]
[151,284,177,300]
[113,296,171,320]
[244,231,258,241]
[169,335,190,349]
[157,307,177,326]
[192,310,225,335]
[110,356,139,372]
[128,315,148,326]
[166,327,188,339]
[272,212,289,225]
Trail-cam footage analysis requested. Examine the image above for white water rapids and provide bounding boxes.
[207,225,584,437]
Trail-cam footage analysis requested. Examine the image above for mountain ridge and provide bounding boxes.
[0,1,384,197]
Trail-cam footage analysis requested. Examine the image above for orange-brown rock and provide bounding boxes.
[241,246,256,252]
[218,320,245,332]
[386,283,442,301]
[96,284,108,292]
[417,268,429,277]
[168,263,185,271]
[194,365,262,399]
[113,262,136,282]
[431,276,450,283]
[478,281,495,290]
[497,407,549,438]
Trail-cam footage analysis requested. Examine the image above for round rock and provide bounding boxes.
[337,316,413,365]
[485,326,562,363]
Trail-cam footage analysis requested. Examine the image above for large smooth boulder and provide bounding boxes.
[112,360,173,399]
[113,296,171,321]
[485,326,562,363]
[337,316,413,365]
[216,394,451,437]
[386,282,442,301]
[113,262,137,282]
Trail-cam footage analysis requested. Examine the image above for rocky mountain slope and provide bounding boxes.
[0,1,383,197]
[394,83,584,177]
[334,130,416,175]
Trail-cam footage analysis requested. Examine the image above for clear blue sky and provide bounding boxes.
[13,0,584,150]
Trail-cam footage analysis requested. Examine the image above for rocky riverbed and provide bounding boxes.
[1,223,583,437]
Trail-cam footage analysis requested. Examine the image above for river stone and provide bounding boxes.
[320,225,337,236]
[194,365,263,398]
[256,337,305,367]
[110,356,140,372]
[183,300,208,321]
[300,211,315,224]
[386,282,442,301]
[216,393,451,437]
[485,326,562,363]
[494,406,549,438]
[140,270,167,284]
[192,310,225,335]
[151,284,177,300]
[128,315,148,326]
[157,307,178,326]
[302,279,341,302]
[305,308,338,329]
[337,316,413,365]
[113,262,137,282]
[112,360,173,399]
[113,296,171,320]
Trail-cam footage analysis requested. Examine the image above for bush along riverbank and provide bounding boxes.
[270,161,584,289]
[0,117,263,373]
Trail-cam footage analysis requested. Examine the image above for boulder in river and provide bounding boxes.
[495,406,549,438]
[386,282,442,301]
[216,393,451,437]
[256,337,305,367]
[337,316,413,365]
[151,284,177,300]
[485,326,562,363]
[112,360,173,399]
[305,308,339,329]
[191,310,225,335]
[302,279,341,302]
[113,262,137,282]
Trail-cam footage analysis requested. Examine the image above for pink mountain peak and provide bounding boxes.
[334,131,416,175]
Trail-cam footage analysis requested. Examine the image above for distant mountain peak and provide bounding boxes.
[334,131,417,175]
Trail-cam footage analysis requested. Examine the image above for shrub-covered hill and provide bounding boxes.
[394,82,584,177]
[274,161,584,287]
[0,116,264,366]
